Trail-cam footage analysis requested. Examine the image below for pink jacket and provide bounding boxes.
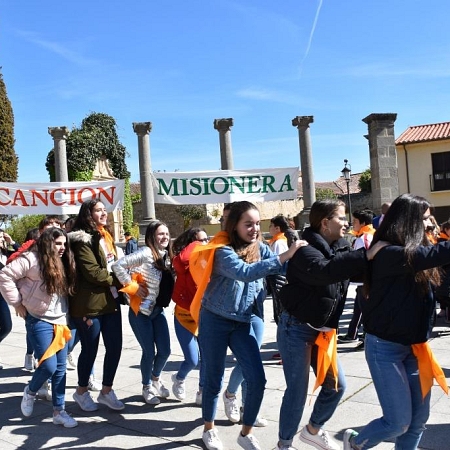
[0,251,54,317]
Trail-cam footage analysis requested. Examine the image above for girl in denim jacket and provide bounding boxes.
[199,201,305,450]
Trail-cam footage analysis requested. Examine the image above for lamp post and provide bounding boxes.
[341,159,352,225]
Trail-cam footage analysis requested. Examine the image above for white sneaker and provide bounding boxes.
[299,427,339,450]
[151,379,170,398]
[37,381,52,401]
[142,385,160,405]
[195,390,202,406]
[237,433,261,450]
[21,386,35,417]
[171,373,186,400]
[240,406,268,427]
[223,390,240,423]
[53,410,78,428]
[66,353,77,370]
[24,353,36,371]
[202,428,223,450]
[97,389,125,410]
[73,390,98,412]
[343,429,359,450]
[88,375,102,391]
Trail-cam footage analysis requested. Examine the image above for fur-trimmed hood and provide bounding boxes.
[68,229,94,245]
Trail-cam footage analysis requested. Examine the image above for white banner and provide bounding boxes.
[0,180,125,215]
[152,167,299,205]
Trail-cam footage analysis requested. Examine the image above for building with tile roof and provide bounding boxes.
[396,121,450,222]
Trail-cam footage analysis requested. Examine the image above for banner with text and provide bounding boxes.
[0,180,125,215]
[152,167,299,205]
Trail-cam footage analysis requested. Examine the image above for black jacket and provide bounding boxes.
[362,242,450,345]
[280,227,367,328]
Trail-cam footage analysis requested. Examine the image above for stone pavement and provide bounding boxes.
[0,285,449,450]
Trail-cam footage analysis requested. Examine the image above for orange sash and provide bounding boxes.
[174,304,198,335]
[189,231,230,324]
[97,226,117,257]
[120,272,144,316]
[411,342,448,399]
[313,329,338,393]
[37,324,72,367]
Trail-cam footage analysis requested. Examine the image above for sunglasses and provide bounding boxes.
[198,238,209,243]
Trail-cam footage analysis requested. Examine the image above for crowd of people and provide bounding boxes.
[0,194,449,450]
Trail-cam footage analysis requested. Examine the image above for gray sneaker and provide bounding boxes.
[73,390,98,412]
[97,389,125,410]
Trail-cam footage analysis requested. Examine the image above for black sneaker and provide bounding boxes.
[338,335,358,343]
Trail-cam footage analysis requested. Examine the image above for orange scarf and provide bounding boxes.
[175,304,198,335]
[411,342,448,399]
[267,232,287,245]
[351,224,375,237]
[313,330,338,393]
[97,226,116,257]
[189,231,230,325]
[120,272,144,316]
[37,324,72,367]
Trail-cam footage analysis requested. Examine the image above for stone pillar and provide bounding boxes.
[362,113,399,213]
[48,126,70,221]
[132,122,155,237]
[292,116,316,229]
[48,127,70,183]
[214,118,234,170]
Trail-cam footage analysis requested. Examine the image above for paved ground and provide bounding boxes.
[0,285,449,449]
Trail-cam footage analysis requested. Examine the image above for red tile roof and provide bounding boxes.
[396,122,450,144]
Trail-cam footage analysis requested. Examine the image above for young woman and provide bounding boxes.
[112,220,174,405]
[69,199,125,412]
[344,194,450,450]
[0,228,78,427]
[276,199,382,450]
[170,227,208,403]
[197,201,305,450]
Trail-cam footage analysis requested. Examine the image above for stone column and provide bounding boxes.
[292,116,316,229]
[362,113,399,213]
[48,126,70,221]
[132,122,155,236]
[48,127,70,183]
[214,118,234,170]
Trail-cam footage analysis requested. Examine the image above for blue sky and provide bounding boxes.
[2,1,450,184]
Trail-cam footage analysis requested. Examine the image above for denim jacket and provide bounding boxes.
[201,242,284,322]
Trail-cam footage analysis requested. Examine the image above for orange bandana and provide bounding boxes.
[37,325,72,367]
[411,342,448,399]
[267,232,287,245]
[97,226,116,257]
[189,231,230,325]
[313,330,338,393]
[120,272,144,316]
[351,224,375,237]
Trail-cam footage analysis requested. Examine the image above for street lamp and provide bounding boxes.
[341,159,352,225]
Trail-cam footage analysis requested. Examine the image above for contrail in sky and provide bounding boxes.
[299,0,323,75]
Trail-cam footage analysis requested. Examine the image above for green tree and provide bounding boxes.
[6,214,44,244]
[175,205,205,230]
[315,187,338,201]
[45,112,133,230]
[0,69,19,182]
[358,168,372,193]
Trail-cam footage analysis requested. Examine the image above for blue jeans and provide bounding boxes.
[128,306,171,385]
[71,304,122,388]
[174,315,204,387]
[353,333,430,449]
[199,308,266,426]
[227,314,265,407]
[26,315,68,411]
[0,294,12,343]
[277,312,346,445]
